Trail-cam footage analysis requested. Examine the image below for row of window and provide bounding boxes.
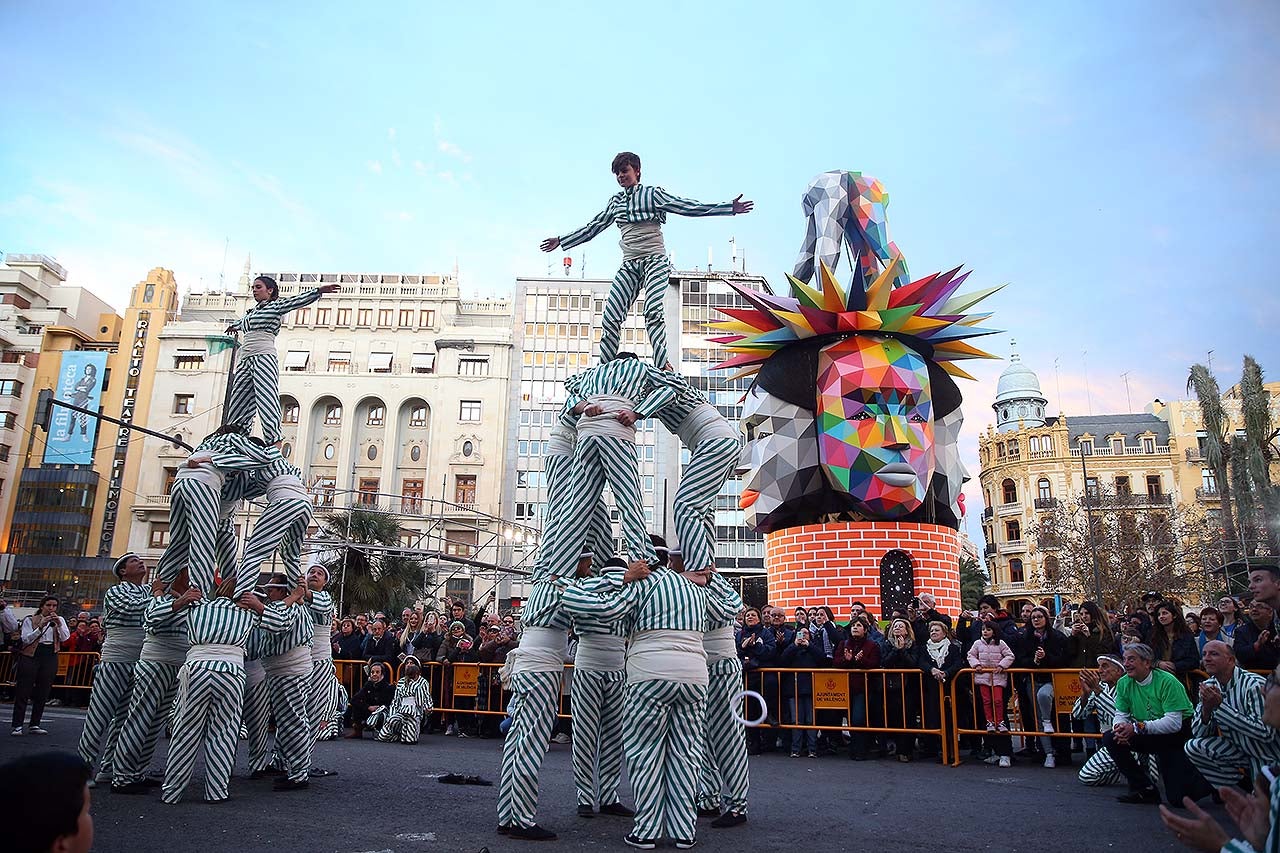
[521,351,592,367]
[288,307,436,329]
[992,473,1165,506]
[282,351,440,375]
[277,401,472,426]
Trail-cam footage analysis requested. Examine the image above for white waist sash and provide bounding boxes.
[176,464,225,490]
[310,622,333,661]
[505,626,568,678]
[239,331,276,358]
[626,629,708,686]
[262,643,312,678]
[577,395,637,441]
[266,474,310,504]
[677,403,739,450]
[99,629,145,663]
[244,658,266,691]
[546,426,576,457]
[186,643,246,666]
[575,632,626,672]
[140,634,190,666]
[702,625,737,664]
[619,221,666,260]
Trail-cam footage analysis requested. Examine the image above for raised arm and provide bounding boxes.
[633,366,678,419]
[555,198,619,251]
[653,186,748,218]
[202,435,284,472]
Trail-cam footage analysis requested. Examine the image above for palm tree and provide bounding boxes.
[958,555,988,610]
[319,508,431,616]
[1239,355,1279,554]
[1187,364,1239,562]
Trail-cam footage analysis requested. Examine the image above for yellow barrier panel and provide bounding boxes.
[814,671,849,710]
[1052,671,1084,714]
[452,663,480,697]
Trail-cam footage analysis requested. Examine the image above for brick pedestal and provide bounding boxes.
[765,521,961,621]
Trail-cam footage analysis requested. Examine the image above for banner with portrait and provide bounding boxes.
[45,350,108,465]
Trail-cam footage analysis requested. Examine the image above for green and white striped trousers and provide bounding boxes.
[497,670,562,829]
[1187,736,1255,789]
[237,498,310,596]
[697,658,749,814]
[225,352,284,444]
[545,454,612,560]
[162,665,245,803]
[1078,748,1160,787]
[571,667,626,808]
[110,661,181,786]
[673,437,740,572]
[77,660,136,776]
[309,658,342,741]
[625,679,707,842]
[242,660,271,771]
[263,671,312,782]
[600,253,674,367]
[158,479,221,592]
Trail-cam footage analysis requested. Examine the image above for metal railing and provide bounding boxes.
[0,650,101,690]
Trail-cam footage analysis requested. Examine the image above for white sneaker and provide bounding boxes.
[1043,754,1056,768]
[28,726,49,735]
[10,728,23,736]
[551,732,570,744]
[998,756,1012,768]
[1041,721,1054,734]
[445,724,457,736]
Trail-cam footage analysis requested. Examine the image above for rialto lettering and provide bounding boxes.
[99,311,149,555]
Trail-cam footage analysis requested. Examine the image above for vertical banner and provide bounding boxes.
[100,311,150,556]
[46,351,109,465]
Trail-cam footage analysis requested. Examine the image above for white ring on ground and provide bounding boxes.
[730,689,768,727]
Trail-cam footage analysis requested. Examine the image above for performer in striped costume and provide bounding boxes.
[1186,640,1280,789]
[162,577,294,804]
[304,565,343,744]
[540,152,752,367]
[547,396,611,560]
[1074,655,1159,787]
[110,571,198,793]
[560,554,634,818]
[224,276,337,444]
[696,563,750,827]
[236,459,312,596]
[78,552,150,784]
[539,355,674,579]
[651,372,741,573]
[257,573,314,790]
[374,657,434,743]
[156,427,282,592]
[242,621,272,778]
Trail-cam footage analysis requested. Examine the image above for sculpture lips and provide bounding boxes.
[874,463,917,488]
[740,488,760,508]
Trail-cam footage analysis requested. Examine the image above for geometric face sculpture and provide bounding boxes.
[816,335,934,518]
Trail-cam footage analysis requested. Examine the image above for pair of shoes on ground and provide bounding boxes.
[11,725,49,736]
[1116,788,1161,805]
[550,732,571,744]
[626,835,696,849]
[578,802,636,818]
[497,823,557,841]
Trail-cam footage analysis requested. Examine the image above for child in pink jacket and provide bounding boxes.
[966,622,1015,731]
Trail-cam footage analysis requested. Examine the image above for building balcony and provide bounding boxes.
[1185,448,1204,463]
[1037,536,1062,550]
[997,501,1022,516]
[1070,445,1170,458]
[1195,486,1220,501]
[982,507,993,521]
[1030,450,1055,459]
[983,542,997,557]
[999,539,1026,554]
[1034,497,1059,510]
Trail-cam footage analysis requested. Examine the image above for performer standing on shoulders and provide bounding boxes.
[224,275,338,444]
[541,152,752,367]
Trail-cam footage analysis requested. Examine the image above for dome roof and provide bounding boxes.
[993,343,1046,405]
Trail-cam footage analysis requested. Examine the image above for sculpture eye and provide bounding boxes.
[909,414,926,423]
[851,411,873,421]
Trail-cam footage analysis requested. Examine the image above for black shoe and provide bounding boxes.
[509,824,557,841]
[711,811,747,828]
[207,796,230,804]
[142,778,162,788]
[111,782,151,795]
[598,802,635,817]
[697,806,722,819]
[850,752,868,761]
[272,778,309,792]
[577,804,595,818]
[674,839,698,850]
[308,767,337,778]
[624,835,658,850]
[1116,789,1161,805]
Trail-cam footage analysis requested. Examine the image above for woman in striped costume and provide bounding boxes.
[162,576,294,804]
[694,560,750,828]
[650,372,741,574]
[374,657,434,743]
[304,565,343,743]
[110,571,198,793]
[156,426,282,593]
[236,460,312,596]
[540,152,751,367]
[77,552,150,784]
[224,276,338,444]
[256,573,314,791]
[560,555,635,819]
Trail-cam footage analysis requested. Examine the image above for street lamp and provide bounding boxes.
[1079,443,1104,605]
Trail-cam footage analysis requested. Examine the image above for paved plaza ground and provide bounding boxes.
[3,706,1194,853]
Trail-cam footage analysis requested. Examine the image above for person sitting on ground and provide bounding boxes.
[1235,596,1280,671]
[344,661,396,739]
[1149,600,1200,675]
[1196,607,1226,653]
[1185,640,1280,793]
[1075,655,1160,788]
[0,751,94,853]
[1103,643,1210,806]
[374,657,435,744]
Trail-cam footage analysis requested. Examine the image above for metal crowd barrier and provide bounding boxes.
[0,650,102,690]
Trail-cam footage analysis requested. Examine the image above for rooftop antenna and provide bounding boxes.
[730,236,737,271]
[1082,350,1093,415]
[707,246,713,272]
[1120,370,1133,411]
[1053,356,1063,415]
[218,236,229,291]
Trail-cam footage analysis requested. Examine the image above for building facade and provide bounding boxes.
[503,269,766,593]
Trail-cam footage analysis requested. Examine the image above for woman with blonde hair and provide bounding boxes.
[882,618,920,762]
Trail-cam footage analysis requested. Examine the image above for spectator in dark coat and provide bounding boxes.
[1015,605,1072,767]
[1148,600,1199,675]
[1235,597,1280,671]
[834,618,882,760]
[780,618,824,757]
[333,618,365,659]
[910,593,953,642]
[344,661,396,738]
[918,620,964,759]
[881,618,922,761]
[361,618,400,667]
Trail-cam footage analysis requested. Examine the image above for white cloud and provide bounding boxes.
[437,139,472,162]
[413,160,428,175]
[392,149,403,168]
[398,211,412,221]
[388,127,397,141]
[367,160,383,175]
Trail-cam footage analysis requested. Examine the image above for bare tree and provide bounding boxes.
[1029,488,1224,608]
[1188,364,1240,563]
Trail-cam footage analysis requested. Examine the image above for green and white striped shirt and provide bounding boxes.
[226,289,324,336]
[563,358,676,420]
[562,570,632,636]
[102,582,150,630]
[144,595,190,638]
[704,572,744,632]
[1071,682,1118,725]
[559,184,735,250]
[185,598,261,672]
[651,373,711,433]
[1192,667,1280,764]
[258,600,312,657]
[306,590,334,628]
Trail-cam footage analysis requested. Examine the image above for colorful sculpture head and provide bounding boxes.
[715,259,1003,534]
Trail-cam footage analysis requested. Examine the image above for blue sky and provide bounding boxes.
[2,1,1278,549]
